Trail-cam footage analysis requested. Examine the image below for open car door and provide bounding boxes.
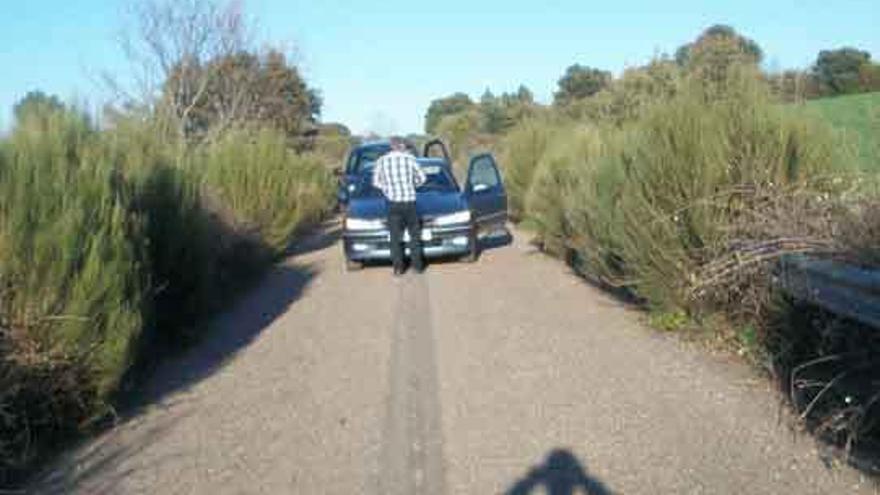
[465,153,507,236]
[422,138,451,163]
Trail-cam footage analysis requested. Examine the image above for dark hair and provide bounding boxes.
[389,136,407,150]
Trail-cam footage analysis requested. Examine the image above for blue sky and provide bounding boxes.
[0,0,877,134]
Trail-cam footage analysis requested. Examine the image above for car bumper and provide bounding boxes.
[343,223,472,261]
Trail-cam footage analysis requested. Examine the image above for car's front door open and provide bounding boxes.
[422,139,451,163]
[464,154,508,236]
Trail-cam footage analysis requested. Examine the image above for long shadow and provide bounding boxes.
[283,219,342,258]
[29,228,335,493]
[33,407,196,494]
[129,261,318,409]
[480,228,514,252]
[526,237,644,306]
[506,449,614,495]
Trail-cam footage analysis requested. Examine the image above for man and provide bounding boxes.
[372,137,427,275]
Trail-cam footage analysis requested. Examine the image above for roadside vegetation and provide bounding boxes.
[426,25,880,470]
[0,0,341,487]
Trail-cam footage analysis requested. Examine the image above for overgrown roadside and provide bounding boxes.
[494,65,880,472]
[0,103,337,487]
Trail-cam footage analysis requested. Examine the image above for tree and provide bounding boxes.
[859,63,880,93]
[424,93,475,134]
[479,89,508,134]
[515,85,534,105]
[553,65,612,106]
[117,0,255,138]
[162,49,320,138]
[12,91,65,123]
[675,24,763,67]
[812,47,872,95]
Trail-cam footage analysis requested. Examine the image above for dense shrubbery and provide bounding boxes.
[500,64,879,460]
[0,108,333,484]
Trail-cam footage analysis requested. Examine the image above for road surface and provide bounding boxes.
[35,221,876,494]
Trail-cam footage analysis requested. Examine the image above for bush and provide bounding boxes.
[499,118,561,221]
[0,112,334,485]
[514,66,854,309]
[0,110,145,484]
[195,128,335,253]
[502,63,879,459]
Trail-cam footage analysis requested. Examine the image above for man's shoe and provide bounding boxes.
[393,267,406,276]
[413,265,425,274]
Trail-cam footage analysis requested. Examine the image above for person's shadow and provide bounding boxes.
[506,449,613,495]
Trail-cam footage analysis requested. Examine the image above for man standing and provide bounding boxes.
[372,137,427,275]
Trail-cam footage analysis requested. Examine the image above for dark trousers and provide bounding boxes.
[388,201,424,271]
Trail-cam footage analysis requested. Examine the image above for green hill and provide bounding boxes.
[806,92,880,171]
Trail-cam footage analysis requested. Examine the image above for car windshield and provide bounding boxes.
[348,143,422,175]
[349,146,390,175]
[351,163,458,198]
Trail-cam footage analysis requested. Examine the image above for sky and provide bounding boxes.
[0,0,878,135]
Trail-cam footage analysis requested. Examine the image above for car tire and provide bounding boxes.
[463,232,480,263]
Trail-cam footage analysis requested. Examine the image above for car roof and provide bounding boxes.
[417,157,450,168]
[354,141,391,151]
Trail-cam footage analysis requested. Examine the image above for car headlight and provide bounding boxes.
[433,210,471,226]
[345,217,384,230]
[347,184,356,193]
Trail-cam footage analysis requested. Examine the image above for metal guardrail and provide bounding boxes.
[778,255,880,329]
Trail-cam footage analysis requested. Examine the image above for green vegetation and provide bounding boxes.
[0,98,333,489]
[486,30,880,463]
[806,92,880,170]
[0,0,343,484]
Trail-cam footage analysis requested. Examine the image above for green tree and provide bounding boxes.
[516,85,534,104]
[425,93,475,134]
[479,89,509,134]
[812,47,872,95]
[675,24,763,67]
[162,49,319,139]
[553,64,612,106]
[13,91,66,123]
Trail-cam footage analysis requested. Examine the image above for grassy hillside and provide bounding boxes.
[806,92,880,171]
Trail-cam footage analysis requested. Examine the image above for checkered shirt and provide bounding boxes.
[372,151,426,203]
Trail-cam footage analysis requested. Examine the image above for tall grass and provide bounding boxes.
[0,110,334,485]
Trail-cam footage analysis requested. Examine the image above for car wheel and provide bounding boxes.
[463,232,480,263]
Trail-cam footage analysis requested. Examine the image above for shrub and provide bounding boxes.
[0,110,145,483]
[499,118,561,221]
[503,63,878,460]
[194,128,335,253]
[0,113,334,485]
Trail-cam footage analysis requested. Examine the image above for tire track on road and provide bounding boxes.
[379,274,446,495]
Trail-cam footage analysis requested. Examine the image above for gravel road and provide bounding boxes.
[34,221,877,494]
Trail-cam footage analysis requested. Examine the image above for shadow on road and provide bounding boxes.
[130,262,318,409]
[128,221,342,409]
[34,407,196,494]
[283,219,342,257]
[29,225,342,493]
[506,449,613,495]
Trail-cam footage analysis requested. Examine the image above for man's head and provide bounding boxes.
[389,136,408,152]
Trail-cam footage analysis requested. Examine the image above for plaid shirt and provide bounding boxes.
[372,151,426,203]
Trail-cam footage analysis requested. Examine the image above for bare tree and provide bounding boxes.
[114,0,255,137]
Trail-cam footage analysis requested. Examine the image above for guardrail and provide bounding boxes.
[778,255,880,329]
